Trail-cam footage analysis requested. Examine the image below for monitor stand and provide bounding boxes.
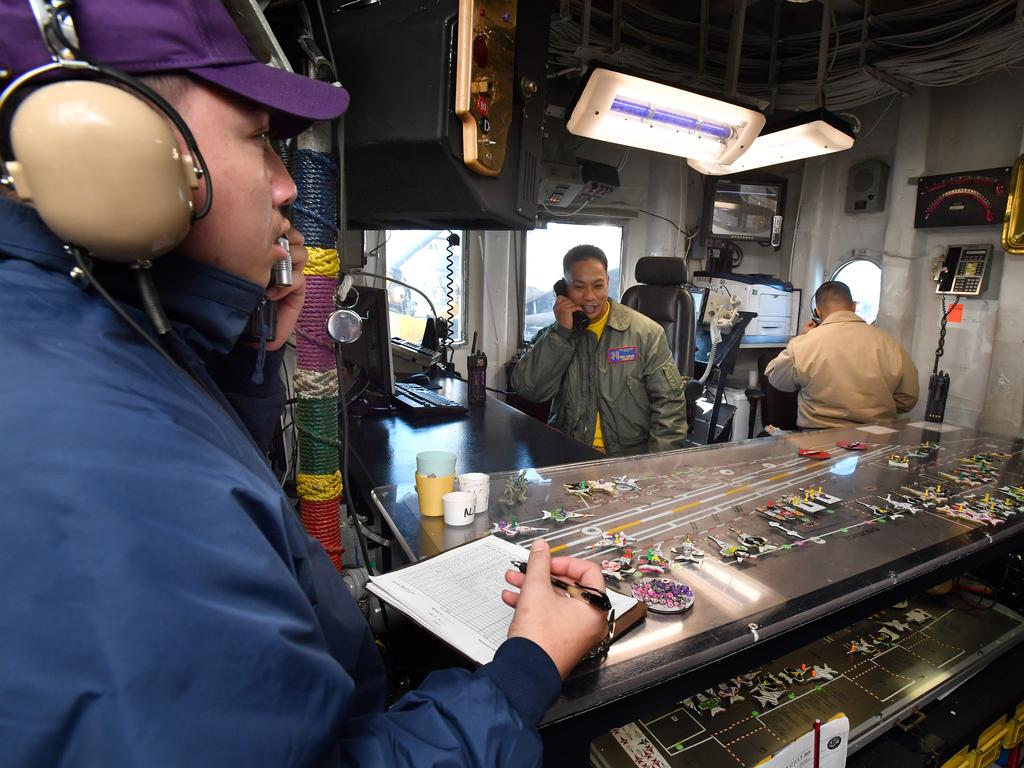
[340,366,394,418]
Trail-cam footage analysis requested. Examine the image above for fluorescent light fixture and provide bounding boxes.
[567,68,765,165]
[688,108,855,175]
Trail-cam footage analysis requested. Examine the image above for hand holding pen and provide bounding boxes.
[503,539,611,680]
[509,560,612,611]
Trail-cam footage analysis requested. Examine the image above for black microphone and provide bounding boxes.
[271,202,293,288]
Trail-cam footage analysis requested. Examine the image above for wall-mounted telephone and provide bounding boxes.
[696,290,740,385]
[702,290,741,331]
[553,279,590,331]
[932,243,992,296]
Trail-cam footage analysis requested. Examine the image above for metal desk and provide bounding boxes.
[370,422,1024,764]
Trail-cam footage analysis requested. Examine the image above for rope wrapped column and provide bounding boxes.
[293,125,343,571]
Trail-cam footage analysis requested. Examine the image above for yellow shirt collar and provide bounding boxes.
[586,301,612,338]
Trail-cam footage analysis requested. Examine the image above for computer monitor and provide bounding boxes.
[690,286,708,327]
[339,287,395,398]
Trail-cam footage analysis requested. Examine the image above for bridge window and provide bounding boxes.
[523,222,623,340]
[385,230,466,346]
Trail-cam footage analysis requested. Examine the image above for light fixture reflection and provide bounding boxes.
[698,559,765,605]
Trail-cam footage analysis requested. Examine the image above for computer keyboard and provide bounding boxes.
[391,337,440,367]
[392,382,468,417]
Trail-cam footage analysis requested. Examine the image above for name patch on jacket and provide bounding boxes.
[608,346,638,364]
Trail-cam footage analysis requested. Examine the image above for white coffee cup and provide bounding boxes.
[442,491,476,527]
[458,472,490,513]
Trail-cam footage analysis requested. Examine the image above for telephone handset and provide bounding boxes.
[696,289,740,385]
[554,279,590,331]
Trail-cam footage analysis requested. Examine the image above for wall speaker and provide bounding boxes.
[845,158,890,214]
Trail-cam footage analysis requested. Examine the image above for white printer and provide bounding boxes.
[691,272,801,345]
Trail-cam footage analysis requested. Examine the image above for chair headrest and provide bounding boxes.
[634,256,687,286]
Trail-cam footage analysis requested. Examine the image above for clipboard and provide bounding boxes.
[607,598,648,645]
[367,535,644,666]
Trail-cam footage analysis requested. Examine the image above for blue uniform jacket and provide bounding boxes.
[0,198,560,766]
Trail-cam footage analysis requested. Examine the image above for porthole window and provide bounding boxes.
[831,259,882,324]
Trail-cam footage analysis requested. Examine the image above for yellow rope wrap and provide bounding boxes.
[305,247,340,278]
[297,471,343,502]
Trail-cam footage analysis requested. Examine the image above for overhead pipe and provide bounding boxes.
[767,0,782,113]
[858,0,871,68]
[697,0,709,79]
[724,0,747,99]
[581,0,591,53]
[611,0,622,52]
[816,0,832,107]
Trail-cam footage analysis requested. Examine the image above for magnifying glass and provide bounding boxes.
[326,309,363,344]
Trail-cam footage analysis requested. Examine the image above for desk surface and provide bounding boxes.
[344,378,602,550]
[370,422,1024,740]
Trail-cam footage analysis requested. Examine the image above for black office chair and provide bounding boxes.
[620,256,696,378]
[755,351,799,432]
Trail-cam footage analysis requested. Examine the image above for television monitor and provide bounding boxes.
[339,287,395,398]
[702,176,786,245]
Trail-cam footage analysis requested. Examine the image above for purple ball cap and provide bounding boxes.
[0,0,349,137]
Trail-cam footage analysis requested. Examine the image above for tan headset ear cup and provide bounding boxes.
[8,80,199,262]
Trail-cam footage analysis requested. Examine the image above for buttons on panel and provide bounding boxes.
[456,0,517,176]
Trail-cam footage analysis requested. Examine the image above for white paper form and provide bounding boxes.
[368,535,637,665]
[368,536,527,664]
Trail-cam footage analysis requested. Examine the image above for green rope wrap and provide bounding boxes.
[297,397,339,475]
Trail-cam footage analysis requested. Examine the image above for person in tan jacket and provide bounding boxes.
[765,281,919,429]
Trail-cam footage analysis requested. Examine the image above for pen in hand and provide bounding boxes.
[510,560,612,612]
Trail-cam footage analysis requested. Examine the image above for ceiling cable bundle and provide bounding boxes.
[550,0,1024,111]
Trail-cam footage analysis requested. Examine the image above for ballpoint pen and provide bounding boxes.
[510,560,613,611]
